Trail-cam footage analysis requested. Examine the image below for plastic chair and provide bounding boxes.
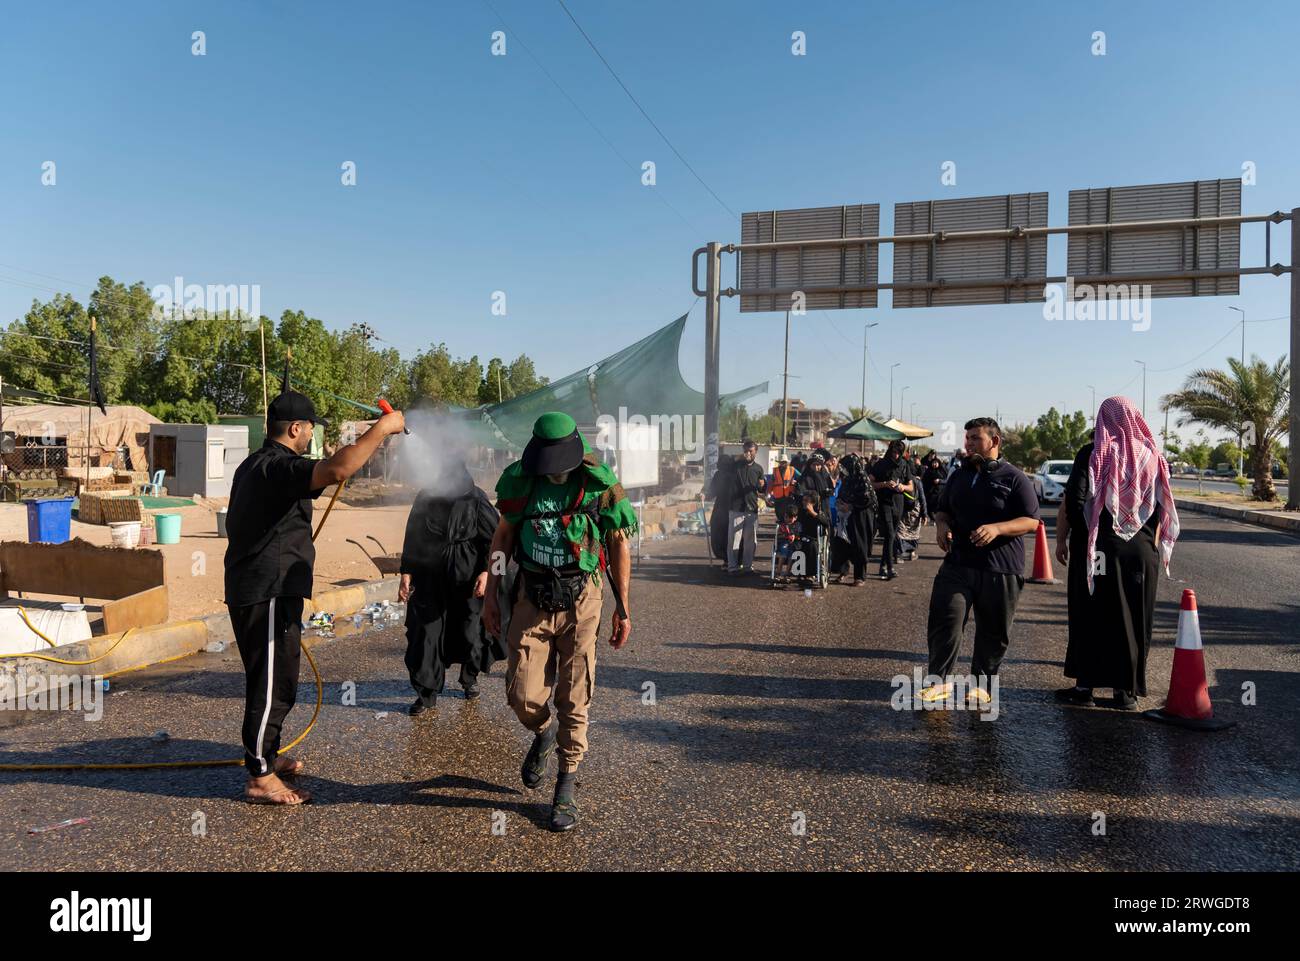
[143,469,165,496]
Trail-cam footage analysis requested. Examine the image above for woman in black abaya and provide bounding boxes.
[398,459,503,714]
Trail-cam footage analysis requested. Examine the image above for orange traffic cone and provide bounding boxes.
[1144,589,1234,731]
[1027,520,1058,584]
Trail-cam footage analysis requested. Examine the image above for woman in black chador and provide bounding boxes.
[398,458,503,714]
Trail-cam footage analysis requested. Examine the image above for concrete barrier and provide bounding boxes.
[1174,497,1300,534]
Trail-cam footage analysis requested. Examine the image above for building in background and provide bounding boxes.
[768,399,833,447]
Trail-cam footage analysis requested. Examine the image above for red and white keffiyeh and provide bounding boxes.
[1085,396,1180,594]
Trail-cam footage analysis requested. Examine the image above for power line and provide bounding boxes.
[480,0,702,234]
[1148,321,1247,373]
[554,0,737,219]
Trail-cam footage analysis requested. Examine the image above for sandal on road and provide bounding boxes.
[243,786,312,806]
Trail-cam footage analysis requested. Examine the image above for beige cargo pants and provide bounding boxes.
[506,578,603,773]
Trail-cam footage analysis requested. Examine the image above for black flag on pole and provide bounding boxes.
[88,315,108,415]
[280,347,291,394]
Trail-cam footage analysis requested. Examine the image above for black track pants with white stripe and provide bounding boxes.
[228,597,305,777]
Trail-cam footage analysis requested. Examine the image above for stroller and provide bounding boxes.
[769,490,830,589]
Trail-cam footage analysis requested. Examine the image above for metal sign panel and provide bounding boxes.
[1066,179,1241,298]
[892,192,1048,307]
[739,204,879,312]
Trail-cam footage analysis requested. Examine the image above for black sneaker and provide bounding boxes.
[521,724,557,789]
[1111,690,1138,711]
[1054,686,1095,706]
[408,696,436,716]
[886,569,899,580]
[462,680,480,699]
[550,771,579,832]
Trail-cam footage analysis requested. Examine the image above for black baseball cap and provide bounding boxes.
[267,390,328,427]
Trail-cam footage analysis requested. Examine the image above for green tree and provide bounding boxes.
[746,414,783,445]
[145,398,220,424]
[1183,434,1213,472]
[0,293,89,400]
[1167,355,1290,500]
[478,355,547,405]
[720,403,748,442]
[1003,408,1091,466]
[1209,441,1241,471]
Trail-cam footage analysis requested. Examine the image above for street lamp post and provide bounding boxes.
[861,322,879,414]
[1135,360,1147,421]
[1229,306,1246,479]
[781,310,791,457]
[889,363,900,419]
[1086,384,1096,421]
[900,385,910,421]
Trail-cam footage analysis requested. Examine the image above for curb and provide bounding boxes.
[1173,497,1300,535]
[0,576,401,708]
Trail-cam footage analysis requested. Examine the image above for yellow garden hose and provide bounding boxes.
[14,607,61,647]
[0,473,352,772]
[312,478,348,542]
[0,618,325,772]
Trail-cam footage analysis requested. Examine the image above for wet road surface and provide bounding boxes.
[2,510,1297,870]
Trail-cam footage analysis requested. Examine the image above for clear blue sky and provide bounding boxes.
[1,0,1295,438]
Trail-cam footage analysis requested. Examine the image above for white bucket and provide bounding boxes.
[109,521,142,549]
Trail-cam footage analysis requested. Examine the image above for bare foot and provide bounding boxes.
[244,773,311,805]
[274,755,305,777]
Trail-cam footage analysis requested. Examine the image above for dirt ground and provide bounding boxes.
[0,496,414,624]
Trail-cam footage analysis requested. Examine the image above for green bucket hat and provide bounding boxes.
[521,412,589,476]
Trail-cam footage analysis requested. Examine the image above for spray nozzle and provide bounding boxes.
[377,398,411,434]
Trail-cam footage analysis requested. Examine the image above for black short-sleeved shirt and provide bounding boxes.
[936,460,1040,575]
[869,456,914,514]
[731,461,766,513]
[224,439,326,607]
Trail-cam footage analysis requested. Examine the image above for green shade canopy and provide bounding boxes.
[825,416,908,442]
[458,315,769,449]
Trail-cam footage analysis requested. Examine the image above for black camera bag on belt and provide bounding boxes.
[520,564,587,613]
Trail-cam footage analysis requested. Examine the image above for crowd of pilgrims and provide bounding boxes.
[709,442,951,586]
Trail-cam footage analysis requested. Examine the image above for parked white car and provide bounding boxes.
[1032,460,1074,503]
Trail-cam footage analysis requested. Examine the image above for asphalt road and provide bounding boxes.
[2,510,1297,871]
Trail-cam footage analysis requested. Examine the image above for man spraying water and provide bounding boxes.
[224,389,405,805]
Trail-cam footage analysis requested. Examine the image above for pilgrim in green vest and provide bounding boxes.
[483,412,635,832]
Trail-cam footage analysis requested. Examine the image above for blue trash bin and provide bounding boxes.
[26,497,75,544]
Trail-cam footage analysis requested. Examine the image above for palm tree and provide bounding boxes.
[845,406,884,423]
[1166,355,1290,501]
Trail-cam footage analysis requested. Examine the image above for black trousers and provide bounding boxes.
[926,559,1023,679]
[229,596,305,777]
[876,506,898,572]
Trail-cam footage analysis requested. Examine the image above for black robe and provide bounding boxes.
[708,458,739,562]
[1062,443,1161,695]
[400,478,504,698]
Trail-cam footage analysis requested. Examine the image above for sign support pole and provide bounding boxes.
[1288,208,1300,510]
[704,241,721,484]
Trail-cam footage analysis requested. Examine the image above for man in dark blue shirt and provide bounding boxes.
[920,417,1040,705]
